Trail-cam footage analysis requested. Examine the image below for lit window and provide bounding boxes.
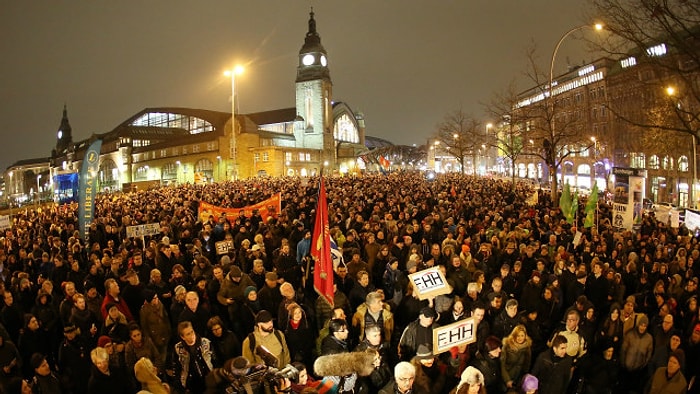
[262,152,269,162]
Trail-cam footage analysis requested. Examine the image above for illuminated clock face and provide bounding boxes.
[57,130,63,139]
[320,55,327,66]
[302,54,315,66]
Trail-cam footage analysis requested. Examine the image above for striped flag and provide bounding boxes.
[311,175,334,307]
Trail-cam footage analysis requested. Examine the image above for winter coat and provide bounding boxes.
[140,300,171,349]
[531,349,574,394]
[352,303,395,342]
[86,364,133,394]
[645,367,687,394]
[500,337,532,386]
[172,337,214,389]
[621,327,653,371]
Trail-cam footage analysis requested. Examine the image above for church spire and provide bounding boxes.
[56,104,73,153]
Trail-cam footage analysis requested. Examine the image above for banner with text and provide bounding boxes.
[408,267,450,300]
[612,167,646,231]
[78,139,102,240]
[198,193,281,223]
[433,317,477,354]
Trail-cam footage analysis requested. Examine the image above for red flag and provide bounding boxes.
[312,176,334,307]
[379,156,390,169]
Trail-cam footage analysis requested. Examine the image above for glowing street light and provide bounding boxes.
[224,65,245,180]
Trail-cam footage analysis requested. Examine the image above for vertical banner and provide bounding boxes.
[78,139,102,240]
[612,167,646,231]
[311,176,334,307]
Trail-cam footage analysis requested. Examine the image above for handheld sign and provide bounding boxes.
[215,240,234,255]
[408,267,450,300]
[433,317,476,355]
[0,216,10,231]
[126,223,160,238]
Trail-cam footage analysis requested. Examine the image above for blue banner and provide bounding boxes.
[78,139,102,240]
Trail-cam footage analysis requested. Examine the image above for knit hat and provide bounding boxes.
[224,356,251,378]
[531,271,541,279]
[521,374,539,391]
[244,286,257,298]
[670,349,686,370]
[414,344,433,360]
[406,259,417,272]
[460,366,484,386]
[255,310,273,324]
[229,266,242,278]
[420,307,437,319]
[265,272,278,281]
[143,288,157,301]
[105,302,118,313]
[97,335,112,348]
[637,314,649,327]
[30,353,46,370]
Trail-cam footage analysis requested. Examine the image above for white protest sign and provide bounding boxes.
[408,267,450,300]
[433,317,477,354]
[0,216,10,231]
[126,223,161,238]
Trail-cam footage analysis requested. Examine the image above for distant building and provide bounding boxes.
[5,10,384,203]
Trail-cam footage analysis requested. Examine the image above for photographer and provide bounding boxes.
[206,356,298,394]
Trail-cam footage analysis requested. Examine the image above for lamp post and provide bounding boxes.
[216,156,222,182]
[590,136,598,189]
[666,86,697,208]
[36,174,42,206]
[224,65,244,180]
[548,23,603,192]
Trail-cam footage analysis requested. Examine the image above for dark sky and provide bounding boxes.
[0,1,600,171]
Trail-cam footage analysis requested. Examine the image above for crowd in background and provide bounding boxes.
[0,172,694,394]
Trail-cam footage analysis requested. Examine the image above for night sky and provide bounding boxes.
[0,1,601,171]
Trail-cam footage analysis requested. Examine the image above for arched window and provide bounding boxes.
[578,164,591,175]
[679,155,689,172]
[663,156,674,170]
[630,152,646,168]
[333,113,359,143]
[99,159,118,185]
[162,162,178,180]
[134,166,149,181]
[649,155,660,170]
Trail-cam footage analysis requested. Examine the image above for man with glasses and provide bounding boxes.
[321,318,350,355]
[379,362,416,394]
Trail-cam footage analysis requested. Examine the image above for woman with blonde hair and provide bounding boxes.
[134,356,170,394]
[500,324,532,391]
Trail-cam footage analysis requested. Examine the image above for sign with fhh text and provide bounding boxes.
[408,267,450,300]
[433,317,476,354]
[215,240,234,255]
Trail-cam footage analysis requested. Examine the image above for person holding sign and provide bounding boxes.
[398,307,438,362]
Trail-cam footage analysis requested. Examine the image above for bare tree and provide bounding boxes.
[433,109,486,174]
[484,81,531,187]
[589,0,700,137]
[517,46,594,204]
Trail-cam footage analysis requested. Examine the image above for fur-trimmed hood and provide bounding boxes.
[313,351,376,377]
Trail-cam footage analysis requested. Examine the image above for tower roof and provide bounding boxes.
[299,9,326,55]
[58,104,72,136]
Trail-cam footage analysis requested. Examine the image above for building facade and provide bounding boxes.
[4,10,368,203]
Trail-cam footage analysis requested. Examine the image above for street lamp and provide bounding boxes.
[216,156,222,181]
[224,65,244,180]
[36,174,42,205]
[548,23,603,191]
[666,85,697,208]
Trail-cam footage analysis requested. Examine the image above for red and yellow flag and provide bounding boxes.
[312,176,334,306]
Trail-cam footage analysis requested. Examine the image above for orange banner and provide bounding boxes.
[198,193,281,223]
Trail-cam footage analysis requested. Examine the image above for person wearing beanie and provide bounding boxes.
[470,335,505,393]
[620,312,653,393]
[241,310,290,368]
[645,349,687,394]
[454,366,486,394]
[30,353,62,394]
[521,374,538,394]
[217,263,255,339]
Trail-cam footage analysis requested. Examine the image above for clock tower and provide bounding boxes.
[295,9,334,169]
[55,104,73,154]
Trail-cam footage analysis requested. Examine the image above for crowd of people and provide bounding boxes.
[0,172,694,394]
